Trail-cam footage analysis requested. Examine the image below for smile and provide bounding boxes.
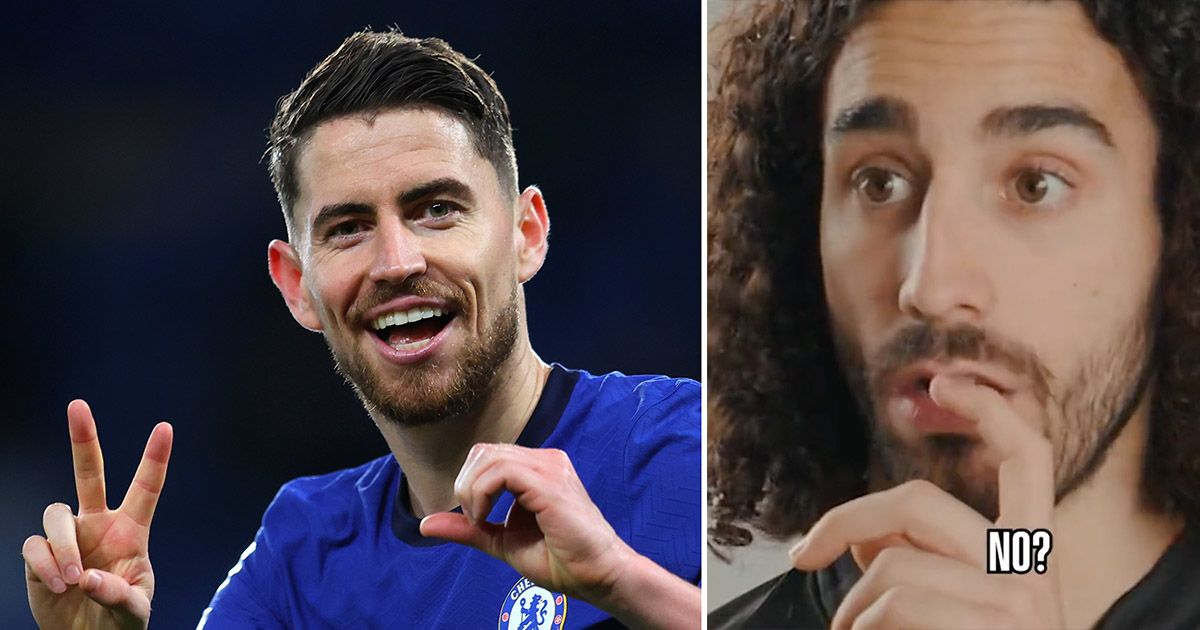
[370,306,455,352]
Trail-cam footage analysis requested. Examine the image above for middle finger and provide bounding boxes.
[832,546,1015,630]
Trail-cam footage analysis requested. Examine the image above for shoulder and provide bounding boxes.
[557,366,699,469]
[199,456,398,626]
[1097,523,1200,628]
[565,364,699,427]
[551,365,698,476]
[261,454,397,535]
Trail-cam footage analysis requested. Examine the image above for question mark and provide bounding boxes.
[1031,529,1053,574]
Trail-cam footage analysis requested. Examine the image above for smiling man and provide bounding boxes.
[23,29,700,629]
[211,31,700,629]
[709,0,1200,628]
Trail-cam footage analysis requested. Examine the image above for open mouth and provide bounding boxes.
[370,306,455,352]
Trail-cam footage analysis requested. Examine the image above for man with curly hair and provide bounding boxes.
[709,0,1200,627]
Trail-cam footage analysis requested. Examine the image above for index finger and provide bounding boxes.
[67,400,107,513]
[790,479,991,572]
[929,376,1055,530]
[119,422,174,527]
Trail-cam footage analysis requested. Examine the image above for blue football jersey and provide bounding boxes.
[198,364,701,629]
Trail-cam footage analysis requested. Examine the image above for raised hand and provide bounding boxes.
[23,400,174,630]
[419,444,631,600]
[419,444,700,629]
[790,376,1064,629]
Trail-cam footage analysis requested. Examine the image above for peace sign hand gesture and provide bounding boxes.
[22,400,174,630]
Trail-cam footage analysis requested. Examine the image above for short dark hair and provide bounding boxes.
[709,0,1200,547]
[267,29,518,236]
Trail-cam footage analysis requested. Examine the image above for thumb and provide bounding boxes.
[80,568,151,623]
[420,512,504,557]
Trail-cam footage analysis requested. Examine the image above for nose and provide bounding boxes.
[897,180,994,324]
[367,215,427,284]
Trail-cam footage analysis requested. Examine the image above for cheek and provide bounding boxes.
[307,258,363,322]
[432,232,514,306]
[822,211,905,344]
[994,213,1159,382]
[472,226,519,285]
[1066,196,1159,298]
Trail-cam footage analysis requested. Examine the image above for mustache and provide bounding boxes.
[867,322,1053,401]
[350,276,465,324]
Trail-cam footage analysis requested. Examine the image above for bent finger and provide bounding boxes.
[80,568,151,623]
[22,535,67,594]
[834,547,1008,630]
[42,502,83,585]
[791,479,990,571]
[849,533,911,572]
[119,422,173,527]
[454,444,559,521]
[461,457,550,526]
[851,584,1010,630]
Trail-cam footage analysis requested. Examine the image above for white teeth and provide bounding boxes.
[371,306,447,331]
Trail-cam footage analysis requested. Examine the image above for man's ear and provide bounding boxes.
[515,186,550,283]
[268,239,323,332]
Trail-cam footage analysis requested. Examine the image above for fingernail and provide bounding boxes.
[50,577,67,594]
[85,570,101,590]
[64,564,81,583]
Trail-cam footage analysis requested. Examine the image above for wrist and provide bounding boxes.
[593,552,700,630]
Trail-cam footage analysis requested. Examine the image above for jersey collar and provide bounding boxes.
[390,363,581,545]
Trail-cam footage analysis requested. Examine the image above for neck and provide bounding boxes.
[1052,401,1183,628]
[373,333,551,518]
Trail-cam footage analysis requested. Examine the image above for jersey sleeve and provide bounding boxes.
[196,483,307,629]
[622,379,702,584]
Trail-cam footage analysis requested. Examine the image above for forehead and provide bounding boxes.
[293,108,494,221]
[824,0,1147,136]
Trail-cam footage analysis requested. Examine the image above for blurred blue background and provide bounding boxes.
[1,2,699,627]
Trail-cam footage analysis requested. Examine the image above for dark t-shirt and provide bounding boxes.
[710,525,1200,629]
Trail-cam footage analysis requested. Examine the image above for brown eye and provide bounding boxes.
[853,167,912,205]
[330,221,365,237]
[1009,169,1071,209]
[1014,170,1049,203]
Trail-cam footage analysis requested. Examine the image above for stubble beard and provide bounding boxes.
[834,315,1153,521]
[329,283,521,427]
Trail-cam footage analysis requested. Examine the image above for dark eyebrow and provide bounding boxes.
[981,104,1114,147]
[309,177,477,234]
[828,96,917,137]
[398,177,476,206]
[311,201,373,233]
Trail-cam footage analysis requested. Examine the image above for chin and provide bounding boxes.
[924,440,1001,520]
[878,432,1002,520]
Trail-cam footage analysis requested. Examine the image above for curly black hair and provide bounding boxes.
[708,0,1200,547]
